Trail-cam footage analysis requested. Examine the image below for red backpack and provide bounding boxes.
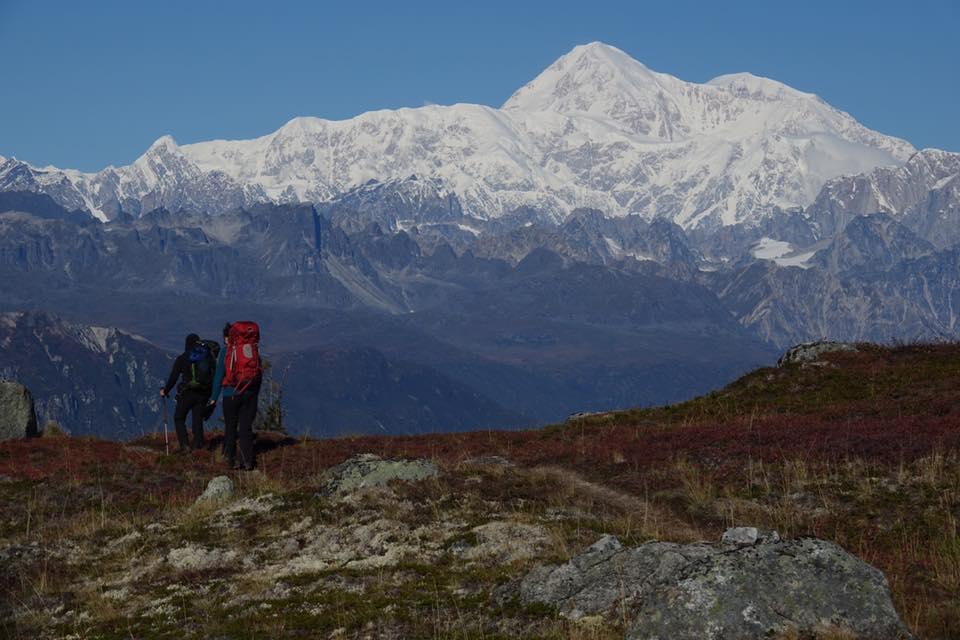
[223,321,262,393]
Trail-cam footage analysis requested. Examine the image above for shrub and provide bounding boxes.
[41,420,68,438]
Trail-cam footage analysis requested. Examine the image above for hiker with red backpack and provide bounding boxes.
[209,321,263,470]
[160,333,220,453]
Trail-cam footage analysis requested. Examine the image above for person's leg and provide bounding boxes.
[172,394,191,451]
[189,392,207,450]
[237,388,260,470]
[222,395,240,468]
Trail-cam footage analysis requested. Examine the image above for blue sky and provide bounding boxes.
[1,0,957,171]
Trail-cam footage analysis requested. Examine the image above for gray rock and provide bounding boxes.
[521,534,911,640]
[777,340,858,367]
[0,380,39,441]
[195,476,235,505]
[320,453,440,496]
[521,538,711,621]
[720,526,780,546]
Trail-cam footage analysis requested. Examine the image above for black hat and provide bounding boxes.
[184,333,200,351]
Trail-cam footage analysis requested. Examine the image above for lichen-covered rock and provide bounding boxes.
[320,453,440,496]
[260,518,440,577]
[520,532,911,640]
[0,380,39,441]
[166,545,240,572]
[195,475,234,505]
[778,340,858,367]
[520,535,708,621]
[461,521,551,564]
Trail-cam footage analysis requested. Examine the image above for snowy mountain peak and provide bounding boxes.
[277,116,324,135]
[706,72,812,101]
[563,41,656,75]
[502,42,681,138]
[146,135,179,153]
[0,43,919,231]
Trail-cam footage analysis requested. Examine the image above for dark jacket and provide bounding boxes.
[163,334,204,397]
[162,353,195,397]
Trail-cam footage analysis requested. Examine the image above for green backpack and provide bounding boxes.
[185,339,221,391]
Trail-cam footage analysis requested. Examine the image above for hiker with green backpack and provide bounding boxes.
[159,333,220,453]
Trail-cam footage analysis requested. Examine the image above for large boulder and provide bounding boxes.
[0,381,39,441]
[320,453,440,496]
[520,530,911,640]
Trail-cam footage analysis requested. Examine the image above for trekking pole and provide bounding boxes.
[162,396,170,456]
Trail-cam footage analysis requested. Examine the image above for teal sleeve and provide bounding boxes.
[210,348,226,402]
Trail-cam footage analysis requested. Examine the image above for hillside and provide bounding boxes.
[1,343,958,638]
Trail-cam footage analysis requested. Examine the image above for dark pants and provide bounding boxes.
[222,379,260,469]
[174,388,210,450]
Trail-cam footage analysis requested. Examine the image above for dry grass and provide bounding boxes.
[1,342,959,637]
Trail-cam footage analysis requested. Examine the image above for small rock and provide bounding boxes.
[166,545,240,572]
[587,534,623,554]
[320,453,440,496]
[777,340,857,367]
[195,476,235,505]
[721,526,781,546]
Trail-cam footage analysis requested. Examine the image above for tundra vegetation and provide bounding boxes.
[0,343,958,638]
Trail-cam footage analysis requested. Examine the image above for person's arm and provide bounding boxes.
[161,355,184,396]
[209,348,226,403]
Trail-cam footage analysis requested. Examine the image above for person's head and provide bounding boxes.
[222,323,232,344]
[184,333,200,352]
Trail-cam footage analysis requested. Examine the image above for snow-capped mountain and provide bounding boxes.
[0,42,914,228]
[804,148,960,245]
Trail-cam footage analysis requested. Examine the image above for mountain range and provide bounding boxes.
[1,42,958,436]
[0,42,914,231]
